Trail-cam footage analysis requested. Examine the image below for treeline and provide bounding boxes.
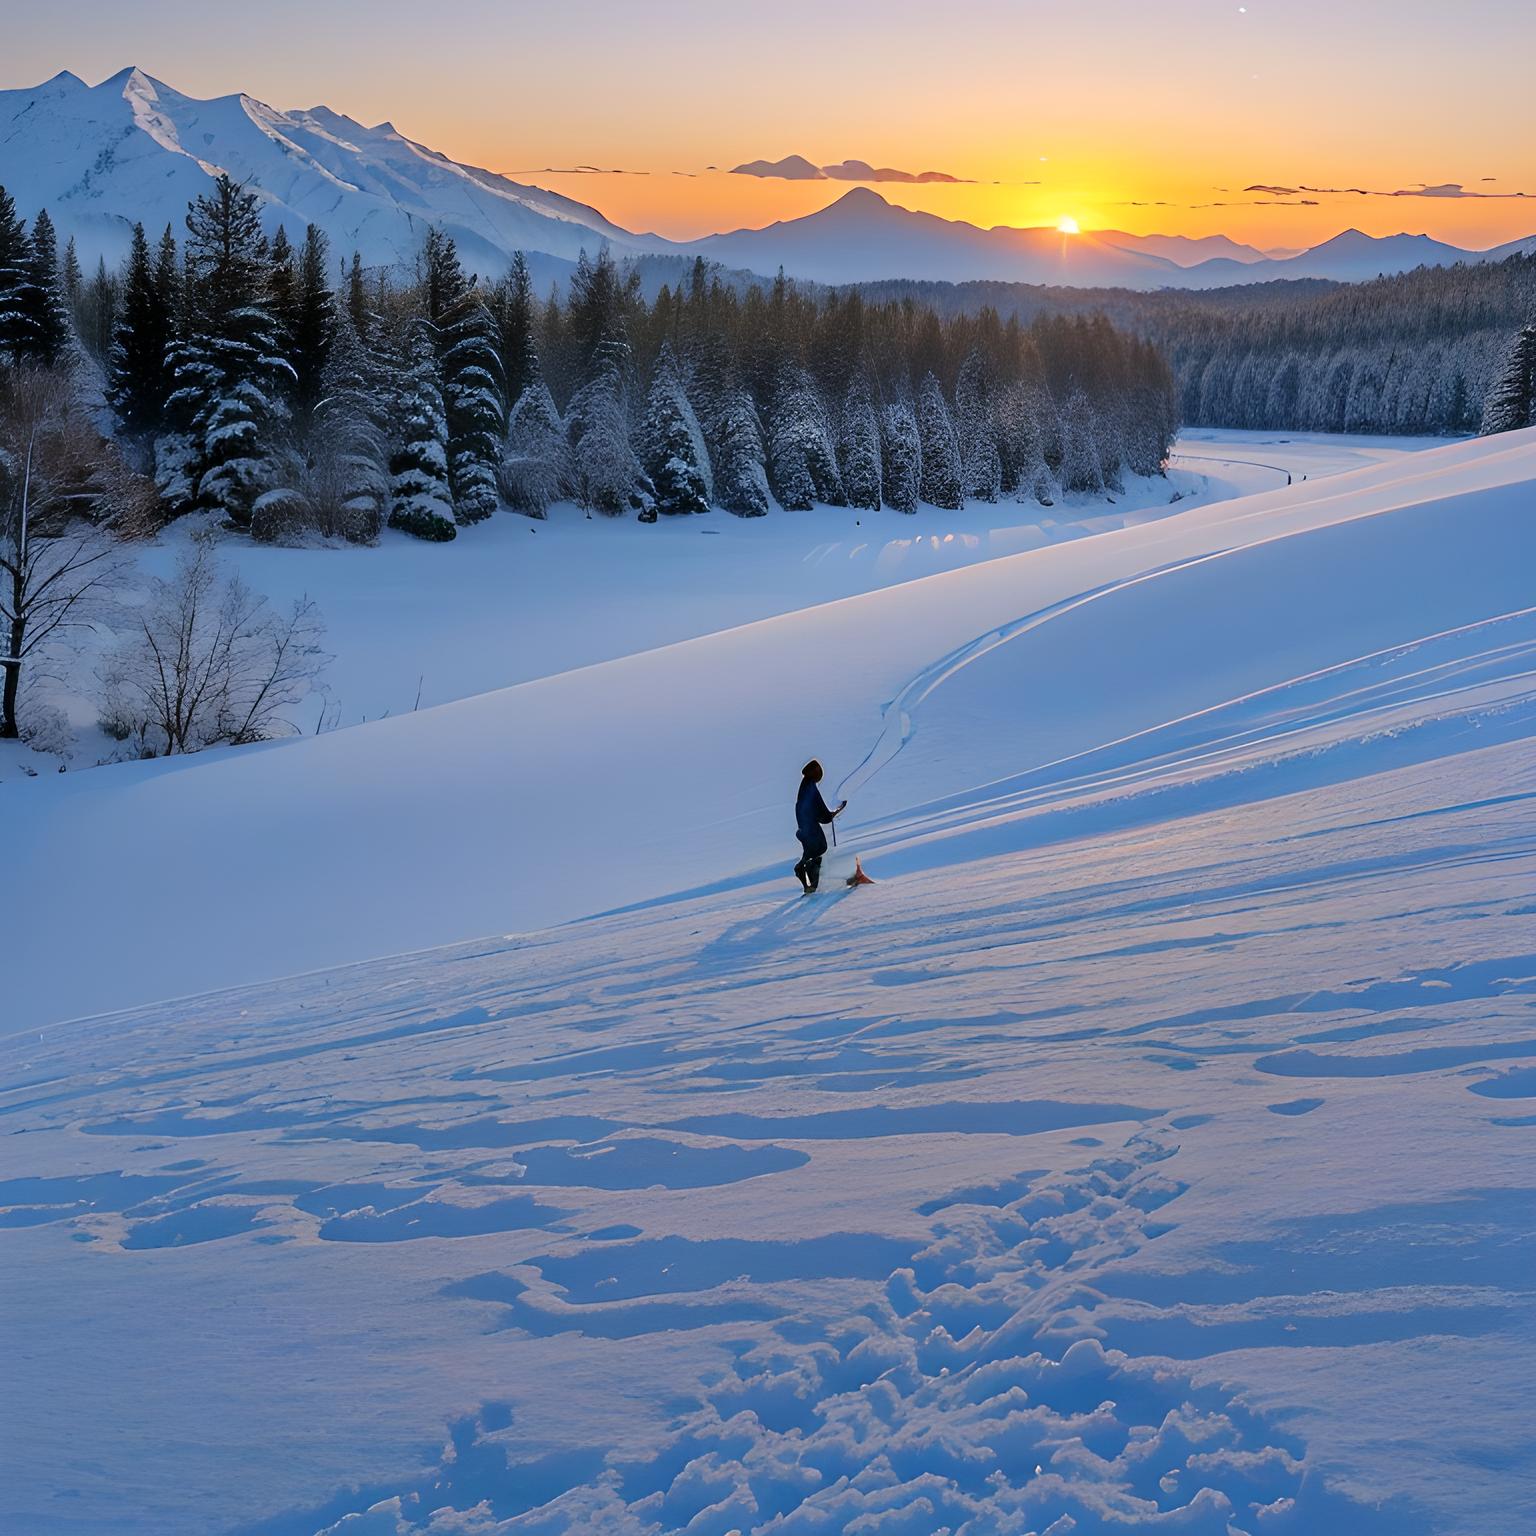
[0,177,1177,543]
[1138,257,1536,435]
[857,254,1536,437]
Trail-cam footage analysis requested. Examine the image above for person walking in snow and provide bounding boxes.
[794,760,845,894]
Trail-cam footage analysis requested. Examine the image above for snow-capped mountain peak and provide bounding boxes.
[0,68,650,278]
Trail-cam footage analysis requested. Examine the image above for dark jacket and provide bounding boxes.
[796,777,836,855]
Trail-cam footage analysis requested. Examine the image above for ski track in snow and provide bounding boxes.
[5,430,1536,1534]
[834,550,1237,805]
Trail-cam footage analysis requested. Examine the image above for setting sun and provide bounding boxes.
[1056,215,1081,234]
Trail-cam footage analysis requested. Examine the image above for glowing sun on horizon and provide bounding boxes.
[1056,216,1081,235]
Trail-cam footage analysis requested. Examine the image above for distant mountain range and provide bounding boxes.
[691,188,1536,289]
[3,69,1533,294]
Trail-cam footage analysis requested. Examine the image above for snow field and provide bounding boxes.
[0,434,1471,1027]
[3,428,1535,1532]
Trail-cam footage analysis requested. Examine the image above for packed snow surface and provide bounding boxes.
[4,429,1535,1533]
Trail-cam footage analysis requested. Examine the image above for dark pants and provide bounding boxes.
[795,837,823,890]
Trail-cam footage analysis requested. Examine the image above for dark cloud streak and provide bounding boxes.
[730,154,979,184]
[505,166,651,176]
[1246,180,1533,200]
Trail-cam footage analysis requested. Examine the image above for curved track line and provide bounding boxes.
[835,549,1235,803]
[854,610,1536,853]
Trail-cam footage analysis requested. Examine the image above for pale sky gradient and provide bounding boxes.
[5,0,1535,248]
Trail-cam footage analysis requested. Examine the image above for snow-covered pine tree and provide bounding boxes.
[0,187,40,363]
[681,331,731,471]
[267,226,298,366]
[539,286,575,408]
[839,375,882,511]
[1001,385,1055,506]
[388,323,455,541]
[501,380,570,516]
[23,209,71,365]
[1344,350,1386,434]
[955,350,1001,502]
[640,346,712,515]
[108,223,176,443]
[767,365,842,510]
[713,389,771,517]
[345,252,369,339]
[916,372,962,509]
[567,358,647,516]
[488,252,539,412]
[1092,398,1127,494]
[1057,391,1104,494]
[881,399,922,514]
[765,382,815,511]
[154,224,180,321]
[672,343,715,504]
[803,389,843,505]
[164,175,292,528]
[287,225,335,431]
[308,302,388,541]
[567,247,634,382]
[441,299,504,523]
[1128,339,1177,477]
[61,236,82,308]
[1480,323,1536,434]
[419,228,505,523]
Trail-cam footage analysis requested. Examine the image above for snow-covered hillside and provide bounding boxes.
[0,432,1456,1025]
[0,68,646,275]
[10,431,1412,766]
[4,427,1534,1534]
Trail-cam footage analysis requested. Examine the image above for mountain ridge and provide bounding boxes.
[0,66,656,279]
[2,69,1531,291]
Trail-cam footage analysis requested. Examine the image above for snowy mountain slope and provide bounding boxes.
[3,431,1531,1033]
[4,433,1536,1533]
[0,68,650,274]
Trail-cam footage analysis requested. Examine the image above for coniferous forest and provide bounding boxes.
[858,254,1536,439]
[1,176,1177,545]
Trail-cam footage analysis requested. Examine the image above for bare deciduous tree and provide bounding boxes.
[0,367,128,739]
[101,535,329,756]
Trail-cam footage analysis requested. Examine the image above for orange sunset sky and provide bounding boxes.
[7,0,1536,251]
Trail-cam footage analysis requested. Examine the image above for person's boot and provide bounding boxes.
[793,859,809,893]
[806,857,821,893]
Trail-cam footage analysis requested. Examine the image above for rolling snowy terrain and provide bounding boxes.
[5,428,1535,1533]
[0,432,1449,1022]
[5,429,1424,774]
